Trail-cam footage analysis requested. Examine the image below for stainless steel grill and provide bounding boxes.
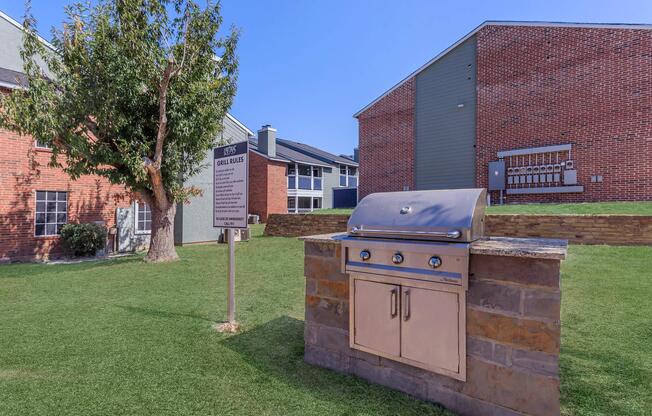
[342,188,487,381]
[347,189,486,243]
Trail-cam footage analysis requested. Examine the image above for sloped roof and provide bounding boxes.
[353,20,652,118]
[248,138,332,168]
[277,138,358,167]
[0,67,26,89]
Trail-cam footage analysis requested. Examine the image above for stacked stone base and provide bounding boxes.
[304,238,565,416]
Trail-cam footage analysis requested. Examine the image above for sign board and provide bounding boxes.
[213,141,248,229]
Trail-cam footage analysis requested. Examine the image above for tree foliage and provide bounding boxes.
[3,0,239,202]
[0,0,239,261]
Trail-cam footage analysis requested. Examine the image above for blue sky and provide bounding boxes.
[2,0,651,156]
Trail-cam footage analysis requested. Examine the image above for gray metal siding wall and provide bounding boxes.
[176,116,250,244]
[0,17,52,78]
[220,117,249,145]
[322,167,337,209]
[415,36,477,190]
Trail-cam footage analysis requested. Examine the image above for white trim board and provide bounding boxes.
[352,20,652,118]
[225,113,254,137]
[497,144,571,158]
[506,186,584,195]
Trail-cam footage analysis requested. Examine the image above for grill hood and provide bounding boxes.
[347,189,487,242]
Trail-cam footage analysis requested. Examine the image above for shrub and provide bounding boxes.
[60,223,107,257]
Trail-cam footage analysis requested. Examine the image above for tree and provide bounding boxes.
[0,0,239,262]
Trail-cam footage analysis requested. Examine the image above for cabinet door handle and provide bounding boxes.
[390,288,398,318]
[403,289,410,321]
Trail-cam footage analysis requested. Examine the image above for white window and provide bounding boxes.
[298,197,312,211]
[348,166,358,188]
[313,166,322,190]
[312,197,322,209]
[135,202,152,233]
[287,197,296,212]
[339,164,358,187]
[35,139,51,149]
[339,165,347,186]
[288,165,296,189]
[35,191,67,236]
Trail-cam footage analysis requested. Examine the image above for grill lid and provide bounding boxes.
[348,189,486,242]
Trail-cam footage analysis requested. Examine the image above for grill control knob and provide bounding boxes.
[359,250,371,261]
[428,256,443,269]
[392,253,404,265]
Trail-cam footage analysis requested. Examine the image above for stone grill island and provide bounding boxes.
[300,190,567,416]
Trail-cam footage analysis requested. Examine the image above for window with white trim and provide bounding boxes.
[348,166,358,188]
[135,202,152,233]
[35,191,67,236]
[339,164,358,187]
[35,139,51,149]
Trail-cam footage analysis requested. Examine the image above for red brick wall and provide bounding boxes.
[0,128,130,262]
[248,151,269,221]
[248,151,287,222]
[357,25,652,203]
[476,25,652,203]
[357,78,415,200]
[267,161,288,219]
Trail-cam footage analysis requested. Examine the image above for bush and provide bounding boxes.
[60,223,107,257]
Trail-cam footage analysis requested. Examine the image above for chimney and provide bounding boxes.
[258,124,277,157]
[353,147,359,162]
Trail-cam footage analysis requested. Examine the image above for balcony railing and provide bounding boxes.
[289,175,322,190]
[298,176,312,190]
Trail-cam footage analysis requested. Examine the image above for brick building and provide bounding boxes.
[355,21,652,203]
[0,10,250,261]
[0,11,129,262]
[248,125,358,222]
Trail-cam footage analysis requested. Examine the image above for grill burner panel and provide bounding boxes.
[342,237,470,289]
[343,189,487,382]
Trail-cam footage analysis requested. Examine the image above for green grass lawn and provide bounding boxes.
[1,226,651,416]
[309,208,355,215]
[313,201,652,216]
[487,201,652,215]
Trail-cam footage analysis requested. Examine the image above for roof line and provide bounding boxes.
[276,138,359,166]
[352,20,652,118]
[249,148,290,163]
[0,9,56,51]
[248,140,333,167]
[225,113,254,136]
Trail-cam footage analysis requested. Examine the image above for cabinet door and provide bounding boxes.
[400,286,460,372]
[353,279,401,357]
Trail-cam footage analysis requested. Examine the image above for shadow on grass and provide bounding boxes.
[561,345,649,416]
[115,305,213,322]
[221,316,450,416]
[0,255,144,279]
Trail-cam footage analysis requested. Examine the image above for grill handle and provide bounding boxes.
[390,288,398,318]
[351,226,462,239]
[403,289,411,321]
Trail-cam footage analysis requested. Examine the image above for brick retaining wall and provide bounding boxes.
[264,214,349,238]
[265,213,652,245]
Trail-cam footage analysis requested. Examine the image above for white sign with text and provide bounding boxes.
[213,141,248,229]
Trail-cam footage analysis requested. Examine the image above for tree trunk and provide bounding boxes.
[144,202,179,262]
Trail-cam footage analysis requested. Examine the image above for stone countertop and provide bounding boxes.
[299,233,567,260]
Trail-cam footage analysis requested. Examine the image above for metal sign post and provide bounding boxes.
[212,141,248,333]
[227,228,235,323]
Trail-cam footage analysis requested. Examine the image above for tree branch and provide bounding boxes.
[154,56,175,168]
[83,117,101,141]
[171,11,190,77]
[143,156,169,210]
